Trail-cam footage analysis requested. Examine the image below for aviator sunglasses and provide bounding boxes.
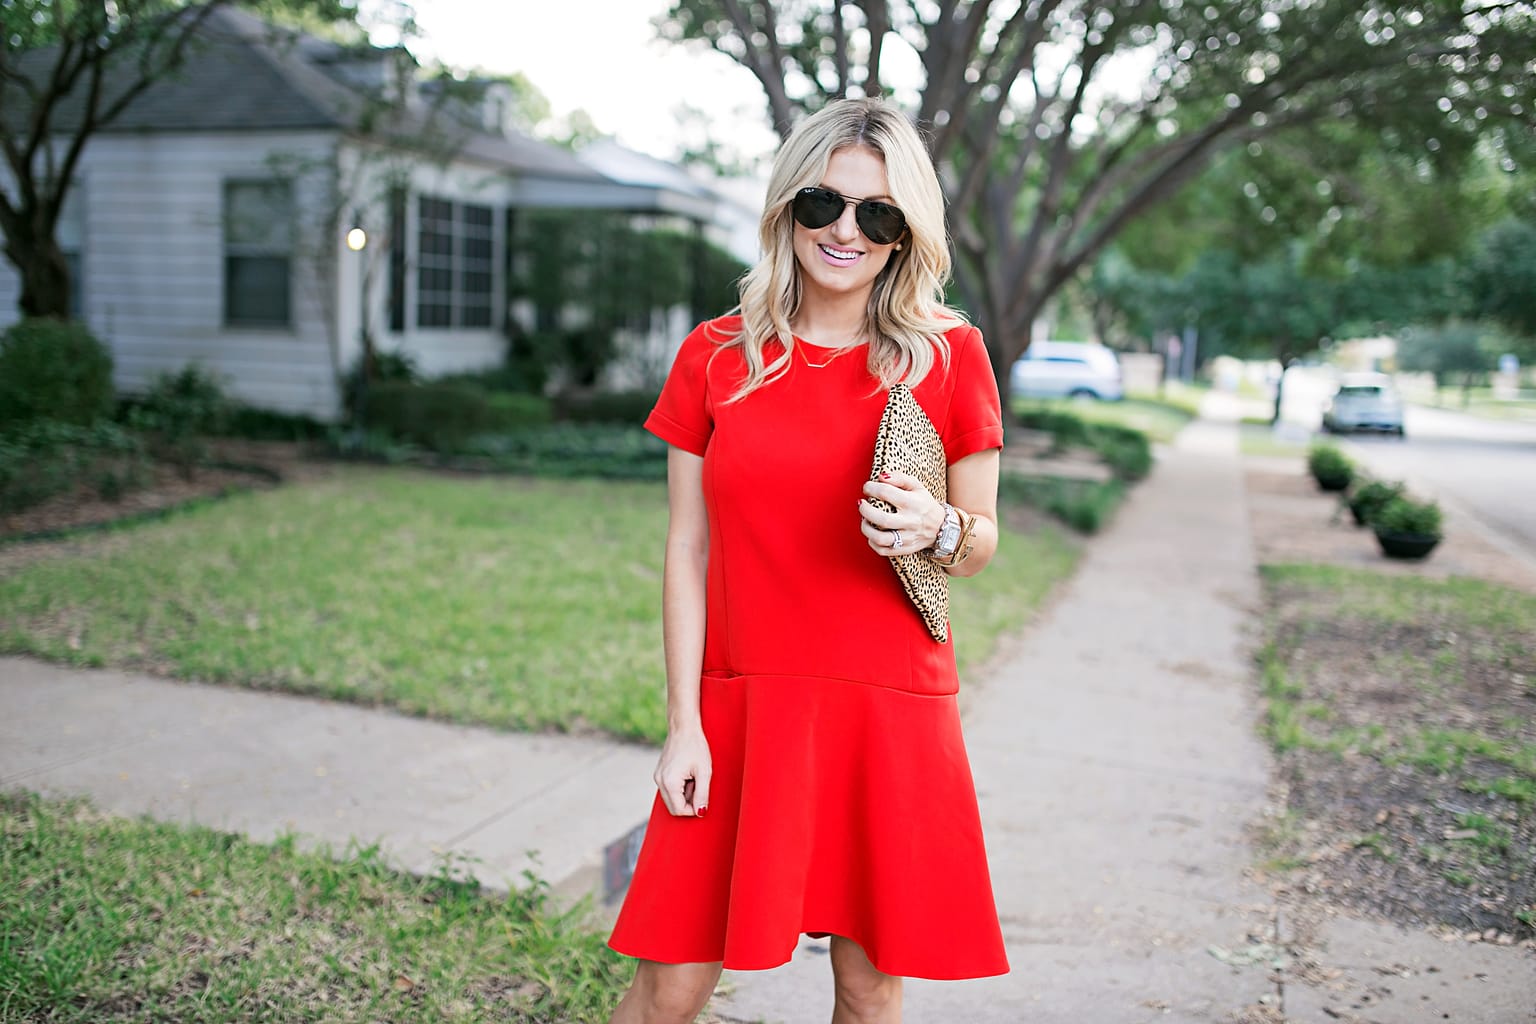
[790,187,907,246]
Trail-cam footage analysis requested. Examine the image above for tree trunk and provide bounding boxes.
[1271,339,1296,425]
[3,230,72,320]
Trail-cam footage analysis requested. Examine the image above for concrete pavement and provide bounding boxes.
[2,396,1531,1022]
[0,661,657,903]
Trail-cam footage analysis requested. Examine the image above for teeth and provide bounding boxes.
[820,244,860,262]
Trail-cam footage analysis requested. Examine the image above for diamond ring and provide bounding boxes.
[890,530,902,549]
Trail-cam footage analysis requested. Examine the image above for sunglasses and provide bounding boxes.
[790,187,907,246]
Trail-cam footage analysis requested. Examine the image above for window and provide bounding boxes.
[224,180,293,326]
[416,195,495,328]
[58,191,85,317]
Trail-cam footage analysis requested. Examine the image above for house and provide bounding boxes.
[0,8,736,419]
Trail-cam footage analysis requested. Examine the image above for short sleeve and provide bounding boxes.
[940,325,1004,464]
[644,322,719,456]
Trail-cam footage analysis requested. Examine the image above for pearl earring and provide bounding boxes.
[894,243,903,251]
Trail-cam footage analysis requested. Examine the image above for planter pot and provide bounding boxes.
[1314,471,1352,492]
[1375,528,1441,560]
[1349,502,1371,526]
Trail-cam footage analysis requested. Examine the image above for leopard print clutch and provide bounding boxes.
[869,383,950,643]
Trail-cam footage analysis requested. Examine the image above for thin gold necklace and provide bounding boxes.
[800,339,863,368]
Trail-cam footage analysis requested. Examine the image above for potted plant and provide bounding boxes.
[1373,496,1443,559]
[1346,479,1405,527]
[1307,443,1354,492]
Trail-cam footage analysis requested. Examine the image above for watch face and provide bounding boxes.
[936,520,961,554]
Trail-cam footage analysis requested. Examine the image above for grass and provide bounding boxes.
[0,466,1079,744]
[0,792,630,1023]
[1012,395,1196,444]
[1256,562,1536,936]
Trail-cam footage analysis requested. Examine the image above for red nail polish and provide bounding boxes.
[878,472,890,480]
[696,805,708,819]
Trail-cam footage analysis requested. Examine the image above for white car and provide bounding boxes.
[1322,373,1405,436]
[1010,341,1124,401]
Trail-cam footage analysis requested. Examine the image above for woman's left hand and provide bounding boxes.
[858,471,946,558]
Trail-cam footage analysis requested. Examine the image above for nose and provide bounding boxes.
[831,199,861,243]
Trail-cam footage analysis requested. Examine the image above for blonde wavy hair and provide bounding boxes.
[715,97,963,402]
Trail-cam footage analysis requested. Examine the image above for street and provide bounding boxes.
[1281,366,1536,564]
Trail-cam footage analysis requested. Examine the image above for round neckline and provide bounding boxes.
[793,334,868,353]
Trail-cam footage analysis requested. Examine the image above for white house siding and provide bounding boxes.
[350,145,516,379]
[0,131,344,419]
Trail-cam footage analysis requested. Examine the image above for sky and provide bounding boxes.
[398,0,782,166]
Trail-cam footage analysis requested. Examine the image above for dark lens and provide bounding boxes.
[855,201,905,245]
[791,187,843,230]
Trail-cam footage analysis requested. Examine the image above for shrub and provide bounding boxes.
[457,424,668,479]
[553,390,661,426]
[0,318,115,430]
[126,364,233,477]
[1011,409,1152,482]
[343,348,419,421]
[1088,423,1152,482]
[220,405,328,442]
[1375,496,1443,538]
[998,473,1125,533]
[0,420,147,514]
[1347,479,1406,526]
[362,381,553,450]
[1307,443,1354,490]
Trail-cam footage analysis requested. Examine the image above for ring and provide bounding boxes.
[890,530,902,549]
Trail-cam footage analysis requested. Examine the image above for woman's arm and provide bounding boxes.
[938,448,1000,578]
[652,445,712,818]
[858,447,1001,578]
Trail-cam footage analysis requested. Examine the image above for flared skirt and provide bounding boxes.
[608,672,1009,980]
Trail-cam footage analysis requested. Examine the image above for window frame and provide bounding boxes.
[223,178,295,328]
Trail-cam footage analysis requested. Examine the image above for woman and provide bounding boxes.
[608,97,1008,1024]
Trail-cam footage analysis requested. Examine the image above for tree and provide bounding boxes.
[1396,321,1497,404]
[1461,217,1536,350]
[657,1,1535,402]
[0,0,354,319]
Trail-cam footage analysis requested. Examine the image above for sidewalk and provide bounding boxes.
[0,661,657,904]
[2,400,1531,1022]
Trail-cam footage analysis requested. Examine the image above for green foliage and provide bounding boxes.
[1375,496,1444,539]
[1396,322,1498,386]
[1460,217,1536,345]
[0,420,147,514]
[1307,443,1353,485]
[125,363,233,477]
[553,390,663,426]
[361,381,554,451]
[457,425,669,480]
[509,211,745,389]
[998,473,1125,534]
[1011,408,1152,482]
[0,318,115,430]
[1347,479,1406,526]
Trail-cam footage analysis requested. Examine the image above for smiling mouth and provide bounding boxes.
[819,243,862,263]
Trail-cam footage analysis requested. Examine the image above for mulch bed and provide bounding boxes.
[0,441,332,545]
[1257,573,1536,944]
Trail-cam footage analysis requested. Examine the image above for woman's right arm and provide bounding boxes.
[652,445,712,818]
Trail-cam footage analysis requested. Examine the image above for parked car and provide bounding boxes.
[1010,341,1124,401]
[1321,373,1405,436]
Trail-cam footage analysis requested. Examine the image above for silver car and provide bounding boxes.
[1010,341,1124,401]
[1322,373,1405,436]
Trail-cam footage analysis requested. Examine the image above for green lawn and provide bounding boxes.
[1012,395,1197,444]
[0,792,630,1023]
[0,467,1078,743]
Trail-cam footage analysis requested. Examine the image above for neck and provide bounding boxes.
[794,289,871,348]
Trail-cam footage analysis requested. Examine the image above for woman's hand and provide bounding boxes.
[858,471,946,558]
[654,727,712,818]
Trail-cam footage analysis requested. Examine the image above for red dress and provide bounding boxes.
[607,316,1009,980]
